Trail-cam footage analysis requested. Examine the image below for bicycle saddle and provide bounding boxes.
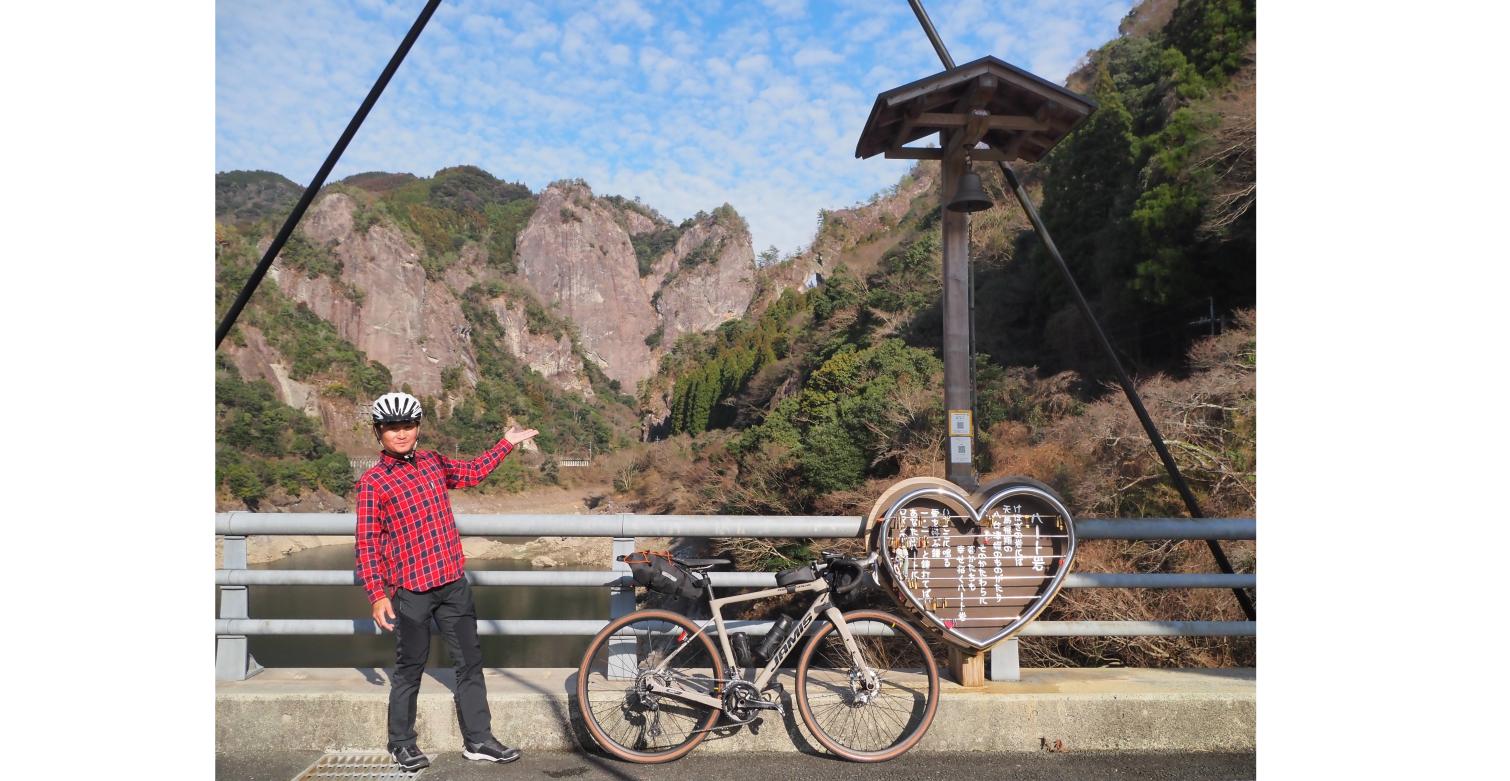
[674,557,730,572]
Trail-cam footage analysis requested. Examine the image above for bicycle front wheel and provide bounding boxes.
[794,609,939,762]
[577,609,725,763]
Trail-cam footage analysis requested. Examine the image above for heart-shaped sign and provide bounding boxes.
[866,476,1077,650]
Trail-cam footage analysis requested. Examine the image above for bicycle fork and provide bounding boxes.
[822,606,885,703]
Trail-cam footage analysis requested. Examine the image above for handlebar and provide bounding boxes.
[823,550,879,596]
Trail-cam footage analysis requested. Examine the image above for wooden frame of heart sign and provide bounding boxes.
[865,476,1078,651]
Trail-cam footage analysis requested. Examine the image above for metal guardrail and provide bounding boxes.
[214,617,1257,637]
[215,512,1255,539]
[213,569,1256,589]
[215,513,1255,680]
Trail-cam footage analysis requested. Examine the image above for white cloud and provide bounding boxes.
[793,45,843,68]
[638,46,684,92]
[604,0,655,30]
[218,0,1138,255]
[759,0,807,20]
[734,53,772,76]
[845,15,890,45]
[510,21,560,50]
[714,20,772,54]
[1022,18,1090,82]
[755,80,803,111]
[558,15,601,62]
[460,13,511,39]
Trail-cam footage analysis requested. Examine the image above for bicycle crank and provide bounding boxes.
[721,680,782,724]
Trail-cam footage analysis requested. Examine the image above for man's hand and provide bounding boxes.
[504,424,539,446]
[372,597,396,632]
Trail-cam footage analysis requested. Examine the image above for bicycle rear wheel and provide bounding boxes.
[794,609,939,762]
[577,609,725,763]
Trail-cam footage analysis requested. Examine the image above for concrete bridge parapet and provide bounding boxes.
[216,667,1255,755]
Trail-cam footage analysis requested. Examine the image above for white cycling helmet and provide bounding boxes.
[371,392,423,424]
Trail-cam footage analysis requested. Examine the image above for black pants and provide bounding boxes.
[388,577,493,748]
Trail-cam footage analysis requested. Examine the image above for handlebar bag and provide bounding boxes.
[775,563,819,587]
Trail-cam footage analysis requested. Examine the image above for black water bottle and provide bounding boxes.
[755,614,795,661]
[730,632,755,668]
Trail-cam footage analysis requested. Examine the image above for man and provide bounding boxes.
[355,391,539,771]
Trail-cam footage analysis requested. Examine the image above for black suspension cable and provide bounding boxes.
[908,0,956,69]
[905,0,1253,620]
[215,0,445,347]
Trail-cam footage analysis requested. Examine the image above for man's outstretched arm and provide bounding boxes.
[438,425,539,488]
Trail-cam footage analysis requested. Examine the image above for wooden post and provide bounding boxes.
[947,646,986,687]
[940,136,976,491]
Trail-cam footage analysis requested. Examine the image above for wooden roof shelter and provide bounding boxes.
[854,55,1096,164]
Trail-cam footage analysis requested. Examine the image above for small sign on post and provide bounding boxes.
[948,410,973,465]
[948,436,971,464]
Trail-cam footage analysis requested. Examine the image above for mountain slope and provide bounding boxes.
[214,166,770,507]
[619,0,1256,518]
[214,0,1256,530]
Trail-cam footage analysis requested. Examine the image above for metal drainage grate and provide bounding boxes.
[291,751,424,780]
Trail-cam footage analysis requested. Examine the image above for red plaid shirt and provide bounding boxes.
[354,437,514,603]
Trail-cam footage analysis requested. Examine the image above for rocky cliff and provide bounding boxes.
[487,294,594,400]
[222,330,378,454]
[217,168,768,456]
[514,182,661,390]
[650,208,758,346]
[754,167,938,303]
[269,192,477,400]
[513,181,761,391]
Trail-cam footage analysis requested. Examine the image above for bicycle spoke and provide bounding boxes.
[798,615,939,759]
[579,612,723,761]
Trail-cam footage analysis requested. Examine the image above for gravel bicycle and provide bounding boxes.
[576,550,940,763]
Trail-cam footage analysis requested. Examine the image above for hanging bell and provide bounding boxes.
[946,166,993,213]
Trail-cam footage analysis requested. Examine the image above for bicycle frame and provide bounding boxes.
[640,575,872,709]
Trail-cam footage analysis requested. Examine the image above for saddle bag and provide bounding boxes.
[623,550,706,601]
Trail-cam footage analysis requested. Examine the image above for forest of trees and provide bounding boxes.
[215,355,352,508]
[977,0,1256,375]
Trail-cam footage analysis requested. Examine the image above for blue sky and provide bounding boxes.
[217,0,1136,256]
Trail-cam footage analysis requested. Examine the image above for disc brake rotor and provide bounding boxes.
[847,668,882,706]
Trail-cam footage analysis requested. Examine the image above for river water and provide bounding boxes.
[243,543,605,668]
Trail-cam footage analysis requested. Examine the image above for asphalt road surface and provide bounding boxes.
[215,749,1256,780]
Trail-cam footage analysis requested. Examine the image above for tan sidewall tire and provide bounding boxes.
[794,609,940,762]
[576,608,725,764]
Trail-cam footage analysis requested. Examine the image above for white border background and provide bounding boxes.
[6,1,212,775]
[7,0,1509,776]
